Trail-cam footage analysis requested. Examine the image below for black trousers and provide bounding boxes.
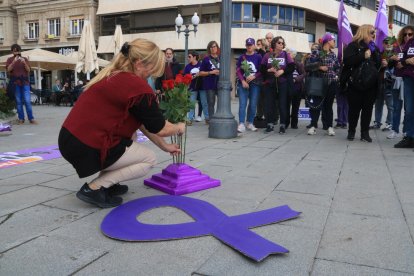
[347,86,376,133]
[264,82,287,126]
[309,82,337,128]
[286,92,301,128]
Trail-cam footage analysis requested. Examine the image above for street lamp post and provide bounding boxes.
[208,0,238,138]
[175,13,200,66]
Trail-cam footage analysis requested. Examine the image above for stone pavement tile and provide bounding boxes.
[317,212,414,273]
[0,186,71,217]
[248,139,285,149]
[0,171,63,195]
[332,185,404,219]
[0,205,79,253]
[275,161,339,196]
[0,235,106,275]
[75,236,220,275]
[38,173,98,192]
[195,224,321,276]
[259,191,331,232]
[230,145,276,158]
[37,162,78,177]
[201,175,276,202]
[211,139,251,150]
[0,161,57,180]
[42,193,101,214]
[311,259,414,276]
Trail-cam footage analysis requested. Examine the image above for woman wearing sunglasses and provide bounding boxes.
[386,26,413,140]
[343,24,381,142]
[394,25,414,148]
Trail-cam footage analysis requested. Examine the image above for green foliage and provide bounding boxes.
[241,60,253,78]
[159,83,195,124]
[0,89,15,119]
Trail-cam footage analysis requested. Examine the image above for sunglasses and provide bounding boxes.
[277,41,284,45]
[404,33,413,37]
[370,31,376,35]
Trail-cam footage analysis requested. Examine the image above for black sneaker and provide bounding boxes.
[291,125,298,129]
[279,126,286,134]
[394,137,414,148]
[347,131,355,141]
[106,183,129,196]
[76,183,123,208]
[360,132,372,143]
[265,125,274,133]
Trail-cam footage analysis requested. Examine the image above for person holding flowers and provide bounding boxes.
[260,36,295,134]
[236,38,263,133]
[58,39,185,208]
[387,25,414,140]
[199,41,220,123]
[394,25,414,148]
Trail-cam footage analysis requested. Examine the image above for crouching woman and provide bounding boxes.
[58,39,185,208]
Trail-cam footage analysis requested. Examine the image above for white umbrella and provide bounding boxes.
[113,24,124,56]
[67,51,110,68]
[76,20,99,80]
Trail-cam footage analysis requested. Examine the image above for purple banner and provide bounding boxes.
[337,0,353,62]
[375,0,388,52]
[0,145,61,169]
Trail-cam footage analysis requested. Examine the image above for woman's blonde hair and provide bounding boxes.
[84,38,165,90]
[353,24,375,44]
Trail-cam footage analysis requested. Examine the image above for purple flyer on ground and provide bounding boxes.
[101,195,301,262]
[0,145,61,169]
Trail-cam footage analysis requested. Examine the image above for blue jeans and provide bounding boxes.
[392,88,404,133]
[15,84,34,121]
[374,87,393,125]
[403,77,414,137]
[238,83,260,124]
[188,90,209,120]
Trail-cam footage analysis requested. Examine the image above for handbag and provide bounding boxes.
[349,60,378,91]
[194,76,203,91]
[306,75,327,97]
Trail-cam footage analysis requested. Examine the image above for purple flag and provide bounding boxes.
[337,0,353,61]
[375,0,388,52]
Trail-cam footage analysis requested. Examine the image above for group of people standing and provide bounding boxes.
[231,24,414,149]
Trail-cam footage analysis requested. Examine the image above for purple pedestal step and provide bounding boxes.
[144,163,221,195]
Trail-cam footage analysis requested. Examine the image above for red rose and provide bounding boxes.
[175,74,183,84]
[183,74,192,85]
[389,23,393,30]
[162,80,169,90]
[179,70,184,74]
[167,79,175,90]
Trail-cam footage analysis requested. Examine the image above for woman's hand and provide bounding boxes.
[163,143,181,156]
[246,75,255,83]
[176,122,186,136]
[319,66,328,72]
[381,59,388,67]
[211,69,220,75]
[267,67,277,73]
[275,69,284,78]
[365,49,371,59]
[241,80,249,89]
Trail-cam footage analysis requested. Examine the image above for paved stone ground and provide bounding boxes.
[0,102,413,275]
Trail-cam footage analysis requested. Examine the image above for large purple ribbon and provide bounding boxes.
[101,195,300,262]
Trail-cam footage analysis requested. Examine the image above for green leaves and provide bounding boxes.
[159,83,195,124]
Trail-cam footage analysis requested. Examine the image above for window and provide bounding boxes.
[27,21,39,39]
[70,18,84,35]
[47,18,60,37]
[337,0,361,9]
[361,0,376,10]
[393,8,410,26]
[0,23,3,40]
[232,3,305,31]
[102,14,130,36]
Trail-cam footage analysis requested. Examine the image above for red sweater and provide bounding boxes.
[62,72,155,163]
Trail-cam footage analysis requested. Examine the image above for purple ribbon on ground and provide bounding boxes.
[101,195,300,262]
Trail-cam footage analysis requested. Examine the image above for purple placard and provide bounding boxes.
[101,195,301,262]
[0,145,61,169]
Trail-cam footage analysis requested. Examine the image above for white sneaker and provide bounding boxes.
[237,123,246,133]
[327,127,335,136]
[387,130,400,139]
[195,116,202,122]
[246,123,258,131]
[308,127,316,135]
